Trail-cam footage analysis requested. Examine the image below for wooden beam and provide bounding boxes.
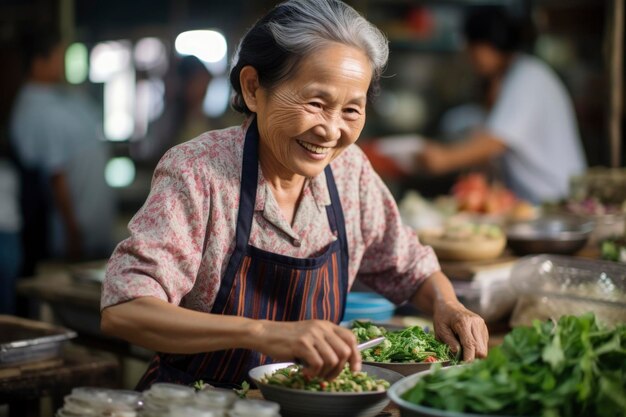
[609,0,624,167]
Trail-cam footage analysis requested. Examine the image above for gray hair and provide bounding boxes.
[229,0,389,114]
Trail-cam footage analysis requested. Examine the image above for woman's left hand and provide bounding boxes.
[432,300,488,361]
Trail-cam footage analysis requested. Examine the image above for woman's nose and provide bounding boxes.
[314,114,342,142]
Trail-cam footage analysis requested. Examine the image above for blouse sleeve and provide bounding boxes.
[355,154,440,305]
[101,144,211,309]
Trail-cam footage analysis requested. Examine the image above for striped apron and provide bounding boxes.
[135,118,349,390]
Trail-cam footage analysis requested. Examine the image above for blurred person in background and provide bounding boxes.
[417,6,586,204]
[10,27,116,262]
[0,154,22,314]
[133,55,212,163]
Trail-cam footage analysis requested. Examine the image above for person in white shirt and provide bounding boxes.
[0,158,22,314]
[10,28,116,260]
[418,6,586,204]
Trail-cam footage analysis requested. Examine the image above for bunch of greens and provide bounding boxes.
[402,314,626,417]
[601,238,626,263]
[261,365,389,393]
[351,321,452,363]
[192,380,250,398]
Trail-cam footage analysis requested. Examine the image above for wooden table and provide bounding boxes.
[0,347,119,417]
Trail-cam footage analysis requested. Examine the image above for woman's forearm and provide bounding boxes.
[101,296,361,379]
[100,296,262,354]
[410,271,460,315]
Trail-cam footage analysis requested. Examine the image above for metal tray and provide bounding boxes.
[0,315,77,366]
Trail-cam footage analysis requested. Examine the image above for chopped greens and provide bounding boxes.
[261,365,389,393]
[192,379,249,398]
[401,314,626,417]
[351,321,452,363]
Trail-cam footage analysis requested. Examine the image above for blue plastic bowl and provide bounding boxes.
[343,292,396,322]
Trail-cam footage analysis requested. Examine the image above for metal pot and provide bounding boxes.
[505,215,594,256]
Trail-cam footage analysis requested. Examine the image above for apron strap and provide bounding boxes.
[215,117,259,305]
[323,165,350,321]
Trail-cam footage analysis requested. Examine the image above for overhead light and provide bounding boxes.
[90,40,131,83]
[175,30,227,63]
[105,157,136,188]
[134,37,167,72]
[203,76,230,117]
[65,42,88,84]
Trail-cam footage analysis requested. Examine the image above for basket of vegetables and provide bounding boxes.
[351,321,454,376]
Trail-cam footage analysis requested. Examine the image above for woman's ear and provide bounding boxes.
[240,66,260,113]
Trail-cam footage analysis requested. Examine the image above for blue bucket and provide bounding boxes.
[343,292,396,322]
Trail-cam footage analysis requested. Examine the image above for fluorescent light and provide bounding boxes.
[203,76,230,117]
[134,78,165,138]
[105,157,136,188]
[65,42,88,84]
[134,37,167,72]
[104,70,135,141]
[89,40,131,83]
[175,30,227,63]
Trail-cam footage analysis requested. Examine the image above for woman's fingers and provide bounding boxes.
[264,320,358,379]
[471,320,489,358]
[322,327,358,379]
[295,336,325,377]
[434,321,461,356]
[434,301,489,362]
[335,326,361,372]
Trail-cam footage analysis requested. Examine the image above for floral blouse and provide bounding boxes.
[101,120,440,311]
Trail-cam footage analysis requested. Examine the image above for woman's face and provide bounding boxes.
[247,43,372,179]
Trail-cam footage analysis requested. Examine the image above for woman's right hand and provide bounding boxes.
[251,320,361,380]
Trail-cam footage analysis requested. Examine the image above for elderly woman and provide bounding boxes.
[101,0,488,389]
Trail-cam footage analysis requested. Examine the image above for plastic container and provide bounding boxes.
[148,383,195,400]
[343,292,395,323]
[57,387,141,417]
[141,383,196,414]
[509,255,626,327]
[194,389,236,409]
[165,405,223,417]
[230,399,280,417]
[452,262,518,323]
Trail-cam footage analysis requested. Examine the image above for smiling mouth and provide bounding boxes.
[296,139,332,155]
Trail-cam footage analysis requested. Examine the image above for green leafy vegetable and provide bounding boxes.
[351,321,452,363]
[401,314,626,417]
[601,238,626,263]
[192,380,207,391]
[235,381,250,398]
[193,379,249,399]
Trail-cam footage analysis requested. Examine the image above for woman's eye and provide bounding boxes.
[308,102,323,109]
[344,108,362,117]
